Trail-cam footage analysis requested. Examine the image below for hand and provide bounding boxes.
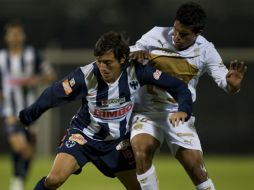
[169,111,187,127]
[226,60,247,93]
[22,76,40,87]
[129,50,151,64]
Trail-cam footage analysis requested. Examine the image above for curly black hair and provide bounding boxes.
[94,31,130,62]
[175,2,207,33]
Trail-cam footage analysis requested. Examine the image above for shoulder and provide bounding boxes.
[0,49,7,65]
[80,61,96,76]
[0,48,6,57]
[144,26,170,37]
[196,35,216,50]
[196,36,219,55]
[23,46,42,59]
[24,46,36,53]
[195,36,222,64]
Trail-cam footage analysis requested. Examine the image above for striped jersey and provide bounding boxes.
[0,46,51,117]
[130,26,229,112]
[19,60,192,141]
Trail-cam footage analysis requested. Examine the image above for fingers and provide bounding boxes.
[238,62,247,74]
[229,60,247,73]
[169,113,187,127]
[229,60,238,70]
[130,51,150,63]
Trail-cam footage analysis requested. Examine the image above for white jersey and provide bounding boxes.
[0,46,51,117]
[130,26,229,112]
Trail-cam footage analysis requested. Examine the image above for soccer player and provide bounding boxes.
[18,31,192,190]
[130,2,247,190]
[0,21,56,190]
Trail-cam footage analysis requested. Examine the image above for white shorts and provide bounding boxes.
[130,112,202,155]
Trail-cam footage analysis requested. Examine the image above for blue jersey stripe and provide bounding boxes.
[118,69,130,102]
[10,90,17,115]
[118,69,130,136]
[6,53,11,72]
[119,118,127,137]
[93,64,110,139]
[93,122,110,140]
[21,53,25,73]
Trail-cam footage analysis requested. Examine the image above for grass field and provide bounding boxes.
[0,154,253,189]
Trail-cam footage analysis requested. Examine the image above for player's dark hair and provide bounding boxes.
[4,20,25,34]
[175,2,206,33]
[94,31,130,62]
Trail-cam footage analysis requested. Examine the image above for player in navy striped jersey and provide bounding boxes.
[0,21,56,190]
[19,31,192,190]
[130,2,247,190]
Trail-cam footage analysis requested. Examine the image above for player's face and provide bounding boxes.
[5,26,26,48]
[96,51,125,83]
[172,20,200,50]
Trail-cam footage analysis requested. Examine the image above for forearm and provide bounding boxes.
[19,86,56,125]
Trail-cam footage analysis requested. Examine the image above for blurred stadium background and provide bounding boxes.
[0,0,253,189]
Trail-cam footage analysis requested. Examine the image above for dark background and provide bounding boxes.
[0,0,253,48]
[0,0,253,154]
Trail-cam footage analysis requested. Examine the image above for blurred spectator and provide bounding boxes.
[0,20,56,190]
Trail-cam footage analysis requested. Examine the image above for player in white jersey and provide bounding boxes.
[129,2,247,190]
[0,21,56,190]
[19,31,193,189]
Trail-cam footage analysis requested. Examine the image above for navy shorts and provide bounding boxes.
[57,128,136,178]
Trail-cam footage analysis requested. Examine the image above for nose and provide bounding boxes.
[98,62,108,72]
[174,32,181,42]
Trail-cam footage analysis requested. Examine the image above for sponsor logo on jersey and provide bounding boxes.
[69,134,87,145]
[132,123,143,130]
[153,69,162,80]
[93,103,133,120]
[176,133,194,137]
[116,139,130,150]
[101,97,125,106]
[139,177,148,184]
[69,78,76,87]
[62,79,72,95]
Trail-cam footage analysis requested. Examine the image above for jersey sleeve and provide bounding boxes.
[19,67,87,125]
[203,44,229,92]
[135,63,192,120]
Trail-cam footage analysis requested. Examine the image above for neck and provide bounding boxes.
[8,45,23,55]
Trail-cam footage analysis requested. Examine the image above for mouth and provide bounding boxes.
[174,40,181,46]
[101,72,112,80]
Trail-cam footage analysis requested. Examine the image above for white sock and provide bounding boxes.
[10,177,24,190]
[137,165,159,190]
[196,178,215,190]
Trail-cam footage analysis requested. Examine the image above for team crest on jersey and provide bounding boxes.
[116,139,130,150]
[65,140,76,148]
[129,80,139,90]
[69,134,87,145]
[62,79,73,95]
[153,69,162,80]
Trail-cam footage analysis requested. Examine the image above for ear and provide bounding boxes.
[120,57,126,65]
[195,30,203,36]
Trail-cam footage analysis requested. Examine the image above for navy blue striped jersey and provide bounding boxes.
[0,46,51,117]
[19,60,192,141]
